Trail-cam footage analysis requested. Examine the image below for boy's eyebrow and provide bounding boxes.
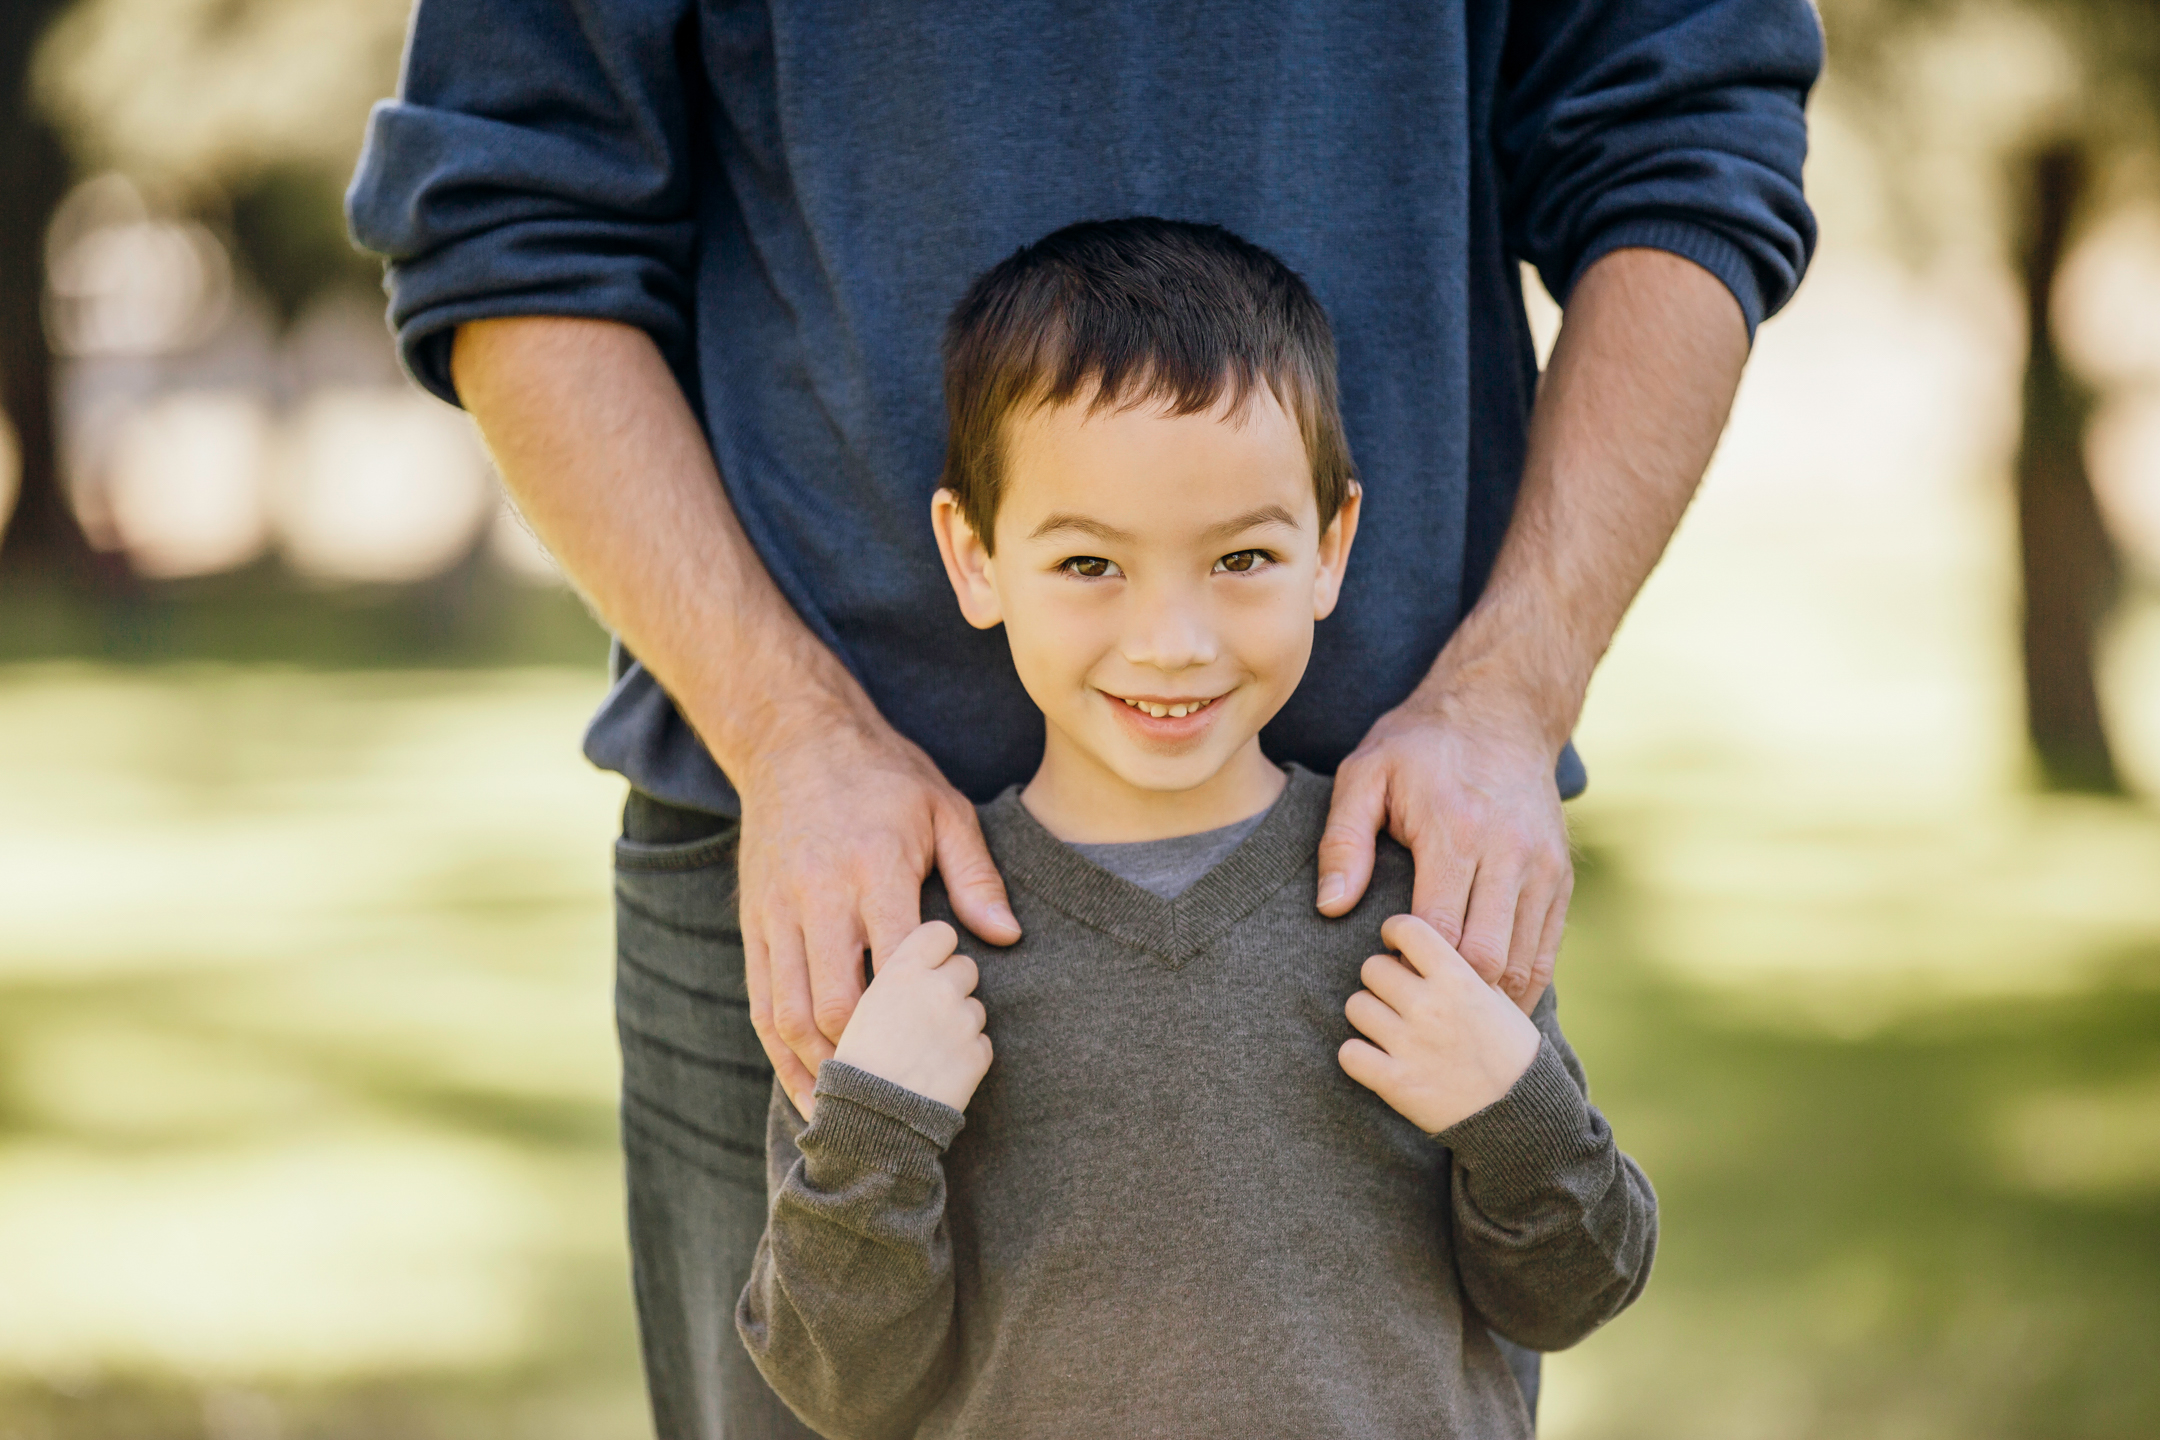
[1029,504,1304,546]
[1028,513,1137,544]
[1201,504,1302,542]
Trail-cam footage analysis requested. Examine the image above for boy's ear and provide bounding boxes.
[931,488,1005,630]
[1312,480,1362,621]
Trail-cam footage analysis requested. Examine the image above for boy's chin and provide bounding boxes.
[1090,743,1247,797]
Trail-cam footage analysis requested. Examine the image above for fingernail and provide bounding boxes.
[990,904,1017,931]
[1318,875,1344,908]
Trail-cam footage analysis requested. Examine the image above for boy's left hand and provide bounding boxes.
[1339,914,1542,1135]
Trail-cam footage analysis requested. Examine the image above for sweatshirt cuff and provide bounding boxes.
[1436,1039,1599,1207]
[1564,217,1769,339]
[805,1061,967,1160]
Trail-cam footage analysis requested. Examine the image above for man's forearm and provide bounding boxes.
[453,316,1016,1097]
[1416,247,1751,746]
[450,316,876,779]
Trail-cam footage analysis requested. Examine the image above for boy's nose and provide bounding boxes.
[1119,593,1219,673]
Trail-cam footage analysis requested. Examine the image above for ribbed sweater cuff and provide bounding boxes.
[805,1061,967,1160]
[1566,217,1768,338]
[1436,1040,1598,1207]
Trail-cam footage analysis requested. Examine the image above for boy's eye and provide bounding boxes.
[1059,555,1119,578]
[1215,550,1271,574]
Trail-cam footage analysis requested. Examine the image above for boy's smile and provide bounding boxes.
[932,386,1359,842]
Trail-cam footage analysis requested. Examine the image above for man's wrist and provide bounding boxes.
[1404,632,1583,760]
[677,637,890,790]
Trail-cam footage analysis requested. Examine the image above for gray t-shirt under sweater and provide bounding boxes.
[1069,808,1271,899]
[737,766,1657,1440]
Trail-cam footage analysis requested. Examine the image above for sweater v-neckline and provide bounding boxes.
[979,765,1331,969]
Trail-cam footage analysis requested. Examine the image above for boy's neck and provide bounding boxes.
[1020,732,1287,844]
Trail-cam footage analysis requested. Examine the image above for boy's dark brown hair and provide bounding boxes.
[939,217,1355,550]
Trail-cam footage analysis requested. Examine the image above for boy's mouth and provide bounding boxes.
[1111,693,1220,720]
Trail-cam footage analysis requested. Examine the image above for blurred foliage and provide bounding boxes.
[32,0,409,193]
[0,0,94,581]
[1815,0,2160,264]
[1816,0,2160,794]
[229,163,386,326]
[31,0,410,322]
[7,0,414,578]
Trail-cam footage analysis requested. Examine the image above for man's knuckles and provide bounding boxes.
[810,992,858,1035]
[771,1002,824,1049]
[1457,938,1508,982]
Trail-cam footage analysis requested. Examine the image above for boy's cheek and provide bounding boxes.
[1236,619,1315,706]
[1007,613,1114,701]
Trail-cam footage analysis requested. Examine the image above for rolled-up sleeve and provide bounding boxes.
[1498,0,1822,335]
[345,0,699,404]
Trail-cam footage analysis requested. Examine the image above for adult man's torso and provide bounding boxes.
[577,0,1539,809]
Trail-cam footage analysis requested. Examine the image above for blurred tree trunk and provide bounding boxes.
[0,0,97,584]
[2012,142,2122,794]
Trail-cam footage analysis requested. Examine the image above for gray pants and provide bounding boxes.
[613,791,1538,1438]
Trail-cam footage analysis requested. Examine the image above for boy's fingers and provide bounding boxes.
[1337,1036,1394,1092]
[1454,863,1520,986]
[886,919,958,973]
[1379,912,1457,980]
[1359,952,1422,1011]
[935,802,1022,946]
[940,951,981,997]
[1345,988,1406,1047]
[1316,765,1386,915]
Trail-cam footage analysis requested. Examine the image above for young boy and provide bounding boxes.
[736,219,1656,1439]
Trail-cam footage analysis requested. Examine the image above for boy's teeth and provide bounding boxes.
[1123,697,1208,719]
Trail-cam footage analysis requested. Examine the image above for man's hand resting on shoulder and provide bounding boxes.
[737,712,1018,1117]
[448,316,1022,1121]
[1340,914,1542,1135]
[1315,248,1752,1006]
[1318,688,1571,1011]
[821,920,993,1116]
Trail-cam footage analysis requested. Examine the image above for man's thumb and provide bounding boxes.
[1317,769,1386,916]
[935,805,1021,945]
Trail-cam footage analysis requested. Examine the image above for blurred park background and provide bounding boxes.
[2,1,2158,1437]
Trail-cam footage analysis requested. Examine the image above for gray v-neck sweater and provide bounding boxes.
[738,767,1656,1440]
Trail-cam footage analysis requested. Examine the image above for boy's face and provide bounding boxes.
[933,389,1358,805]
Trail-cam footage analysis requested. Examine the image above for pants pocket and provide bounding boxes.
[614,819,767,1186]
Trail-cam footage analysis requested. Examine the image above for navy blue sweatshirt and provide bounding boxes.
[349,0,1818,814]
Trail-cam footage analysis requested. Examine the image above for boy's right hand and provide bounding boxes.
[822,921,993,1116]
[1339,914,1542,1135]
